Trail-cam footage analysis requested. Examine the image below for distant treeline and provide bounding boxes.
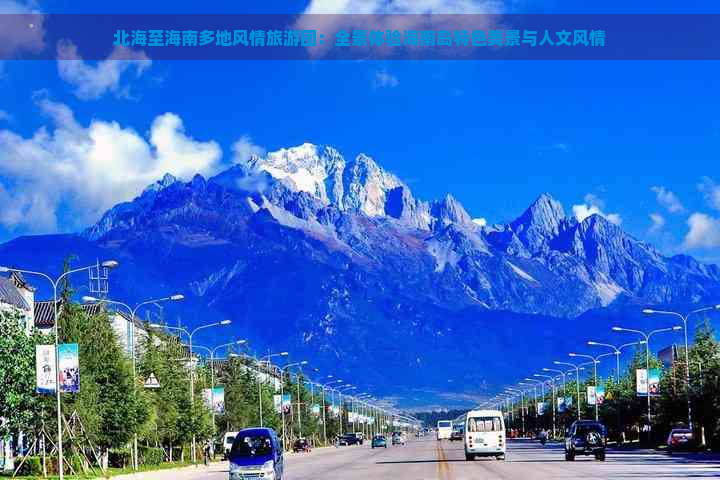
[412,409,466,427]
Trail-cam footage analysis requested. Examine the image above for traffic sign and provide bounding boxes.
[144,373,160,389]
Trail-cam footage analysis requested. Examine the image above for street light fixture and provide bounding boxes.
[643,306,720,430]
[612,325,682,431]
[3,261,118,480]
[256,352,289,426]
[148,319,231,462]
[82,293,184,470]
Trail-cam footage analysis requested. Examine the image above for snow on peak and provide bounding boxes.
[243,143,345,205]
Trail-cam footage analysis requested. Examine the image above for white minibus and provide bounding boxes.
[437,420,452,440]
[464,410,506,460]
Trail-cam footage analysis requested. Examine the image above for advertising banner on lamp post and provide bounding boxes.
[58,343,79,393]
[212,387,225,413]
[587,386,597,406]
[557,396,566,413]
[596,385,606,405]
[36,345,56,394]
[636,369,648,396]
[648,368,660,396]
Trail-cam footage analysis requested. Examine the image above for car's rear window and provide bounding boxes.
[467,417,502,432]
[438,421,451,428]
[230,434,273,458]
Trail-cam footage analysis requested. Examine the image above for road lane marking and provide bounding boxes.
[436,441,453,480]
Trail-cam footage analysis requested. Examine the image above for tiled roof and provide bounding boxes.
[0,276,30,310]
[10,271,36,292]
[34,299,61,328]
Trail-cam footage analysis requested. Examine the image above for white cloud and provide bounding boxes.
[0,110,11,122]
[648,213,665,233]
[572,193,622,225]
[683,213,720,249]
[472,217,487,227]
[56,39,151,100]
[698,177,720,211]
[232,134,266,163]
[0,96,223,233]
[650,185,685,214]
[373,69,399,89]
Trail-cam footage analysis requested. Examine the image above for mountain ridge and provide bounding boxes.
[3,142,719,406]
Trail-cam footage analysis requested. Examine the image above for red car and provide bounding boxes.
[667,429,695,451]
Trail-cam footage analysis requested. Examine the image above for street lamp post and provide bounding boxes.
[543,368,566,391]
[507,389,525,434]
[82,294,184,470]
[279,361,307,449]
[192,339,246,456]
[534,374,556,438]
[568,353,601,421]
[643,306,720,431]
[257,352,289,427]
[2,261,119,480]
[337,385,356,433]
[554,361,583,421]
[321,378,343,445]
[149,319,231,462]
[587,340,646,383]
[612,325,682,434]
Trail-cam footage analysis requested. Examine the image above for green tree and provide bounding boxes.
[59,303,148,466]
[0,311,51,439]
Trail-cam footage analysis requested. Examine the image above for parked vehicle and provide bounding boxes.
[336,436,350,447]
[564,421,607,461]
[667,428,695,451]
[371,435,388,449]
[292,438,311,453]
[391,433,405,445]
[463,410,506,460]
[437,420,452,440]
[228,427,284,480]
[223,431,239,459]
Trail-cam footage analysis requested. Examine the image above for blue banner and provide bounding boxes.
[3,14,720,61]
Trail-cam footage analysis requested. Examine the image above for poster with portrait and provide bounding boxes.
[58,343,79,393]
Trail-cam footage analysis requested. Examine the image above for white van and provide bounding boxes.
[464,410,505,460]
[223,431,239,459]
[437,420,452,440]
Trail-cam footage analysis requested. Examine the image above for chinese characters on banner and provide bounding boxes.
[537,401,546,415]
[36,345,56,394]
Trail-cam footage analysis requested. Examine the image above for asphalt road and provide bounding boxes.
[118,437,720,479]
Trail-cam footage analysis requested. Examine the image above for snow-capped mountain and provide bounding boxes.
[3,143,719,405]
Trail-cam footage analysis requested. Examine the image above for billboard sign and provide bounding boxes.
[557,396,566,413]
[58,343,79,393]
[36,345,56,394]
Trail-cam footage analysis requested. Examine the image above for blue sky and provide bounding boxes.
[1,0,720,263]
